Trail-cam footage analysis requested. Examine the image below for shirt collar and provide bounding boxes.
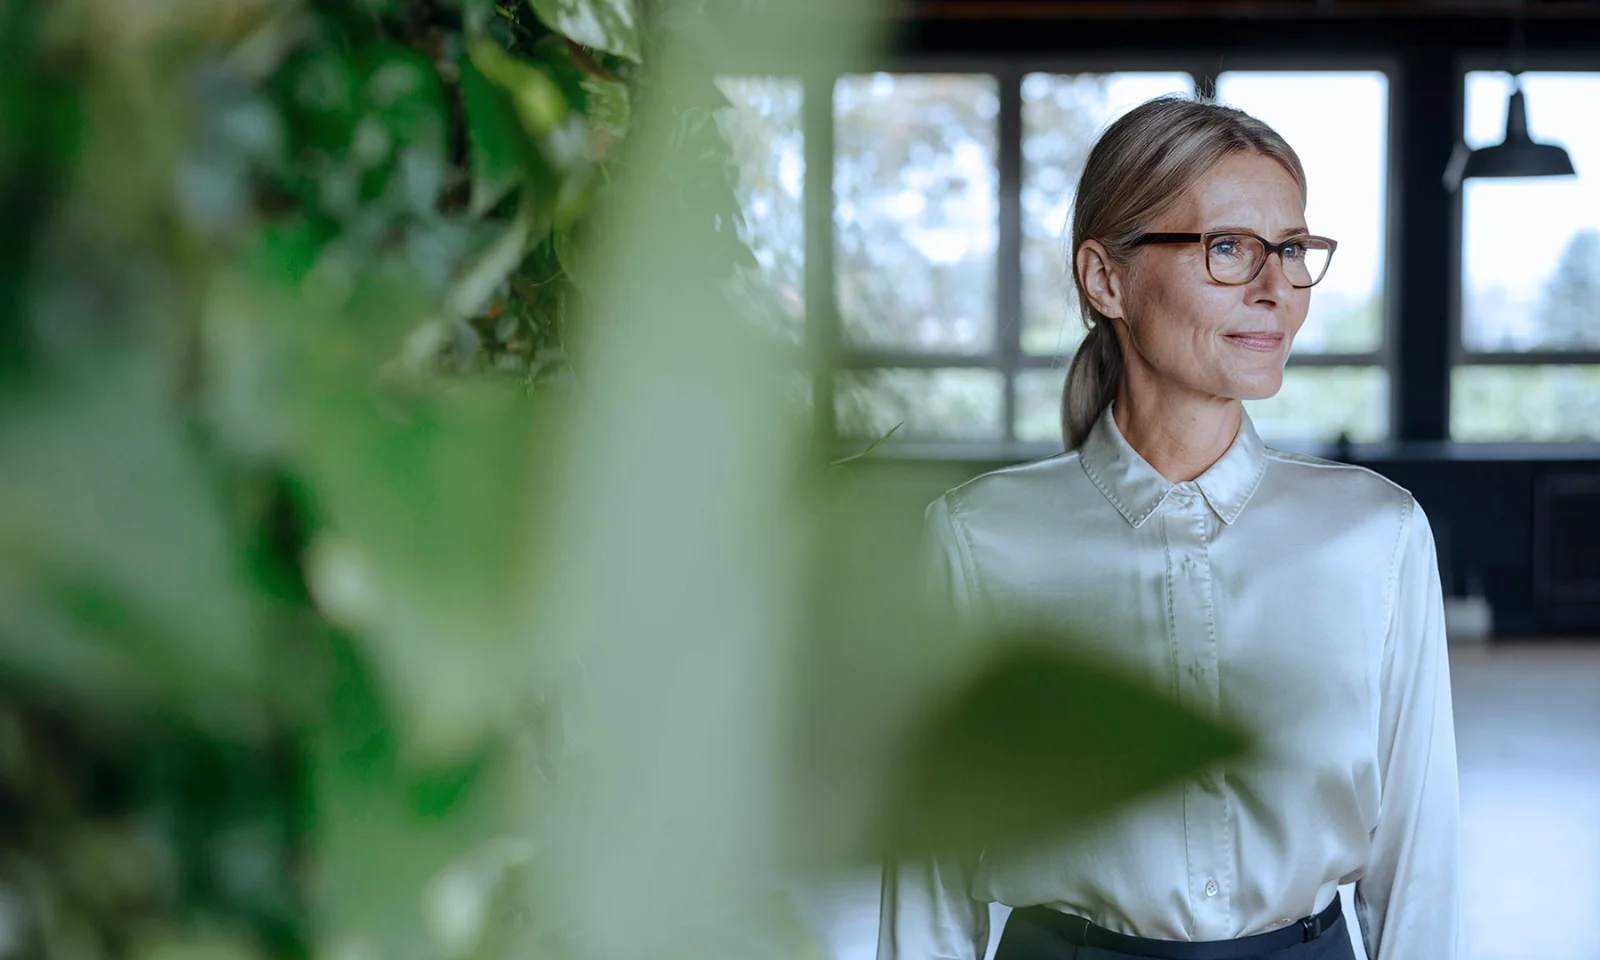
[1077,403,1268,528]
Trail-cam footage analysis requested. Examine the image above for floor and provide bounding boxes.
[795,640,1600,960]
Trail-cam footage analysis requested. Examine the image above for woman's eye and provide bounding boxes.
[1210,240,1239,257]
[1284,242,1307,259]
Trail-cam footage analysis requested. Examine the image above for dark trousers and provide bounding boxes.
[994,908,1358,960]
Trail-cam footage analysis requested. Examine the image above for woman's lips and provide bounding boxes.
[1224,333,1283,352]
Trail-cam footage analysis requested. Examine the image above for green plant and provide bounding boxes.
[0,2,1247,958]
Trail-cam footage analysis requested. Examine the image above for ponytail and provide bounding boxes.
[1062,321,1123,449]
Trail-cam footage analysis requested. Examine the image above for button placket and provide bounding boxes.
[1163,502,1231,939]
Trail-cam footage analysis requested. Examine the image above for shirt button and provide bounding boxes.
[1204,878,1219,898]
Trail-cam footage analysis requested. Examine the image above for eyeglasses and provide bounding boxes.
[1132,231,1338,289]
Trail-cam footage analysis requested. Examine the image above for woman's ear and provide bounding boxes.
[1076,239,1126,320]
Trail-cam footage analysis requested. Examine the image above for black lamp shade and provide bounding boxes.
[1444,86,1578,191]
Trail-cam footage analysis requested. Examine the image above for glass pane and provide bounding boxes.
[1015,367,1068,444]
[1017,366,1386,446]
[715,76,805,346]
[834,368,1004,441]
[1243,366,1390,443]
[1021,72,1195,357]
[835,74,998,354]
[1217,72,1390,355]
[1461,72,1600,352]
[1451,366,1600,441]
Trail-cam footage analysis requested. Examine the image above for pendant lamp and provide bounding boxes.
[1443,75,1577,192]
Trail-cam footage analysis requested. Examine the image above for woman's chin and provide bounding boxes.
[1226,373,1285,402]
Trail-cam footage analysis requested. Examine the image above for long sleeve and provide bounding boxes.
[876,497,992,960]
[1354,498,1462,959]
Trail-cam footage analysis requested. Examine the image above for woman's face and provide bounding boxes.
[1109,152,1312,403]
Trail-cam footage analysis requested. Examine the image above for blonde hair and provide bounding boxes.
[1061,96,1307,449]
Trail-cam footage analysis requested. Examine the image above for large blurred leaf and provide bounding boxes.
[781,461,1247,871]
[879,640,1246,861]
[526,7,897,958]
[525,0,642,63]
[308,632,500,960]
[300,379,550,765]
[0,357,263,730]
[529,78,804,960]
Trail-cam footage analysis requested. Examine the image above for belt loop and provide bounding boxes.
[1070,914,1093,945]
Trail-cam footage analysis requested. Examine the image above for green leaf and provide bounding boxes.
[670,103,714,151]
[468,37,569,138]
[444,196,541,321]
[0,14,82,376]
[829,421,901,466]
[129,930,265,960]
[879,639,1248,861]
[459,55,527,217]
[582,75,630,156]
[276,46,359,156]
[528,33,593,107]
[356,43,449,213]
[525,0,642,63]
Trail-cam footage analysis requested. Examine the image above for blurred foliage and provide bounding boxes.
[834,73,999,357]
[712,75,805,347]
[835,368,1004,443]
[879,640,1243,862]
[1451,364,1600,441]
[0,1,1246,958]
[1536,228,1600,350]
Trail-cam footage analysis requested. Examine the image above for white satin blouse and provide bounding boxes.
[878,404,1460,960]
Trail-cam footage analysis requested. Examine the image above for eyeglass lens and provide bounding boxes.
[1206,234,1333,287]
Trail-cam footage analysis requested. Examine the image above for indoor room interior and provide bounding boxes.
[5,1,1597,959]
[708,2,1600,958]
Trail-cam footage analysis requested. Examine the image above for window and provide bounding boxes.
[1454,71,1600,442]
[1218,71,1392,444]
[720,68,1396,454]
[833,74,1005,441]
[829,73,1002,444]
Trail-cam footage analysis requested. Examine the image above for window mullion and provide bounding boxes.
[804,72,838,444]
[998,69,1024,445]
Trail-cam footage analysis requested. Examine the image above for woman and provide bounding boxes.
[878,97,1460,960]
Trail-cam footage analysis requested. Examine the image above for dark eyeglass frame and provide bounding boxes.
[1132,231,1339,289]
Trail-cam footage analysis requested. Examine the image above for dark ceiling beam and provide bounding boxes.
[887,11,1600,56]
[901,0,1600,19]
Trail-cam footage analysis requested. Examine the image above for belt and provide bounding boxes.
[1007,891,1343,960]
